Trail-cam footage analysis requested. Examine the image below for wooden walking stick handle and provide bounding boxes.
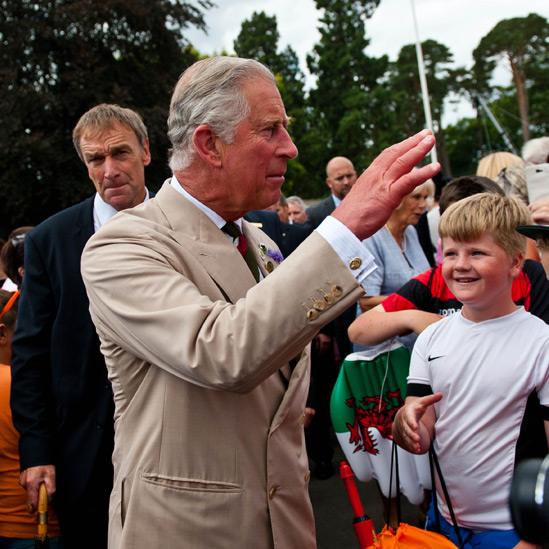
[37,482,48,541]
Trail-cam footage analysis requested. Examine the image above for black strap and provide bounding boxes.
[387,441,402,525]
[429,447,464,549]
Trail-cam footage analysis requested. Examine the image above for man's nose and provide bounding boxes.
[103,155,119,178]
[278,127,298,159]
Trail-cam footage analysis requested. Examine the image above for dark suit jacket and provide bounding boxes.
[305,195,336,230]
[11,197,114,533]
[245,210,310,257]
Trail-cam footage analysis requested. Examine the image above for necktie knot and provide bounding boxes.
[221,221,241,240]
[221,222,259,282]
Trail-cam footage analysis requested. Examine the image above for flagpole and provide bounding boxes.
[410,0,438,163]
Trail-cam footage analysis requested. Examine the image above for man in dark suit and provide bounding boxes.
[245,209,310,257]
[306,156,357,229]
[11,104,151,549]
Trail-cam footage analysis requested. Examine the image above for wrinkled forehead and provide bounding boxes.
[79,121,140,148]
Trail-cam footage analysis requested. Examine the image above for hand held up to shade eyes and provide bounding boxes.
[332,130,440,242]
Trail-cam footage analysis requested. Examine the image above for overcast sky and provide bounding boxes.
[186,0,548,126]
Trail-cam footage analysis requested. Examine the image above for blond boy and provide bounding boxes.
[393,194,549,549]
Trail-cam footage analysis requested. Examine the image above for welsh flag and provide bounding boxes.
[330,342,430,504]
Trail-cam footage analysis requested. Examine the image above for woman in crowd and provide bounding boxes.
[0,230,60,548]
[358,181,431,348]
[0,289,61,548]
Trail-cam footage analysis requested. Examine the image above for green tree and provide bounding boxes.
[472,13,549,143]
[382,39,464,175]
[0,0,211,233]
[306,0,387,192]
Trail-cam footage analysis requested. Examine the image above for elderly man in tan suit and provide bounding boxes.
[81,57,439,548]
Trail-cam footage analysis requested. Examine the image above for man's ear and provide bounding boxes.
[192,124,223,168]
[141,139,152,167]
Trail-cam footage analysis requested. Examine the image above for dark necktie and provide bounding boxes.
[222,222,260,282]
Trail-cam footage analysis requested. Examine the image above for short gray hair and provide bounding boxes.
[73,104,148,161]
[287,195,306,210]
[168,56,276,172]
[522,137,549,165]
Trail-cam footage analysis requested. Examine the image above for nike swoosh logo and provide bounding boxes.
[427,355,445,362]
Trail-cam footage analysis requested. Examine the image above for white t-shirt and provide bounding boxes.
[408,307,549,530]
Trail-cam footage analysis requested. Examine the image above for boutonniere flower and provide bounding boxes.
[258,244,284,273]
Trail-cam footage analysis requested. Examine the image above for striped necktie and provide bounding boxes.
[222,222,260,282]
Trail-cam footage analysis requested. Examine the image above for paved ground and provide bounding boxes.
[309,447,422,548]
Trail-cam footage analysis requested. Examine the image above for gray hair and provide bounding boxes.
[73,104,148,161]
[287,195,306,210]
[168,56,276,172]
[522,137,549,165]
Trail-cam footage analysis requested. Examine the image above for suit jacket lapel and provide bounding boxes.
[153,184,257,302]
[243,222,283,278]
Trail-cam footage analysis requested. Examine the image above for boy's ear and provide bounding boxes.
[510,251,524,279]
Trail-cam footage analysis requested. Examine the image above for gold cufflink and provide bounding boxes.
[349,257,362,270]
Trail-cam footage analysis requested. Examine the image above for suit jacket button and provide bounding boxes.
[306,309,319,321]
[313,299,327,311]
[349,257,362,270]
[331,285,343,298]
[269,485,278,499]
[266,261,274,273]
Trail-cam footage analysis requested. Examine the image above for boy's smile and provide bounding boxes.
[442,233,523,322]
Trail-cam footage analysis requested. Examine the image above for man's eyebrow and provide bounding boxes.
[107,143,131,153]
[84,149,104,160]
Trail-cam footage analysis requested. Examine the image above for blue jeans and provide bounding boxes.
[0,537,62,549]
[426,501,520,548]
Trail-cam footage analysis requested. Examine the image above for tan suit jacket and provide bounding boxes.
[81,183,364,549]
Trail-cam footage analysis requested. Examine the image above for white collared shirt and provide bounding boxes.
[169,176,243,236]
[93,188,151,232]
[169,176,376,286]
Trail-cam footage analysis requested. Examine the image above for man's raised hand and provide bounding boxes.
[332,130,440,241]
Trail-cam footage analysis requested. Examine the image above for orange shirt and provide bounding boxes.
[0,363,60,538]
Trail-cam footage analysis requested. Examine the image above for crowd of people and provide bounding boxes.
[0,55,548,549]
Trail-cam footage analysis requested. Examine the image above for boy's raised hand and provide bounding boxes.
[392,392,443,454]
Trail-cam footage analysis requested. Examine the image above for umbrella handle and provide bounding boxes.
[37,482,48,541]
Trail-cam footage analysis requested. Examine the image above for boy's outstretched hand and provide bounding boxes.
[392,392,443,454]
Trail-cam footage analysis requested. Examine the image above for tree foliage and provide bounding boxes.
[0,0,211,233]
[306,0,386,185]
[472,13,549,142]
[379,39,466,175]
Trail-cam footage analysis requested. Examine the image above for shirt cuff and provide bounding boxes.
[315,215,377,286]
